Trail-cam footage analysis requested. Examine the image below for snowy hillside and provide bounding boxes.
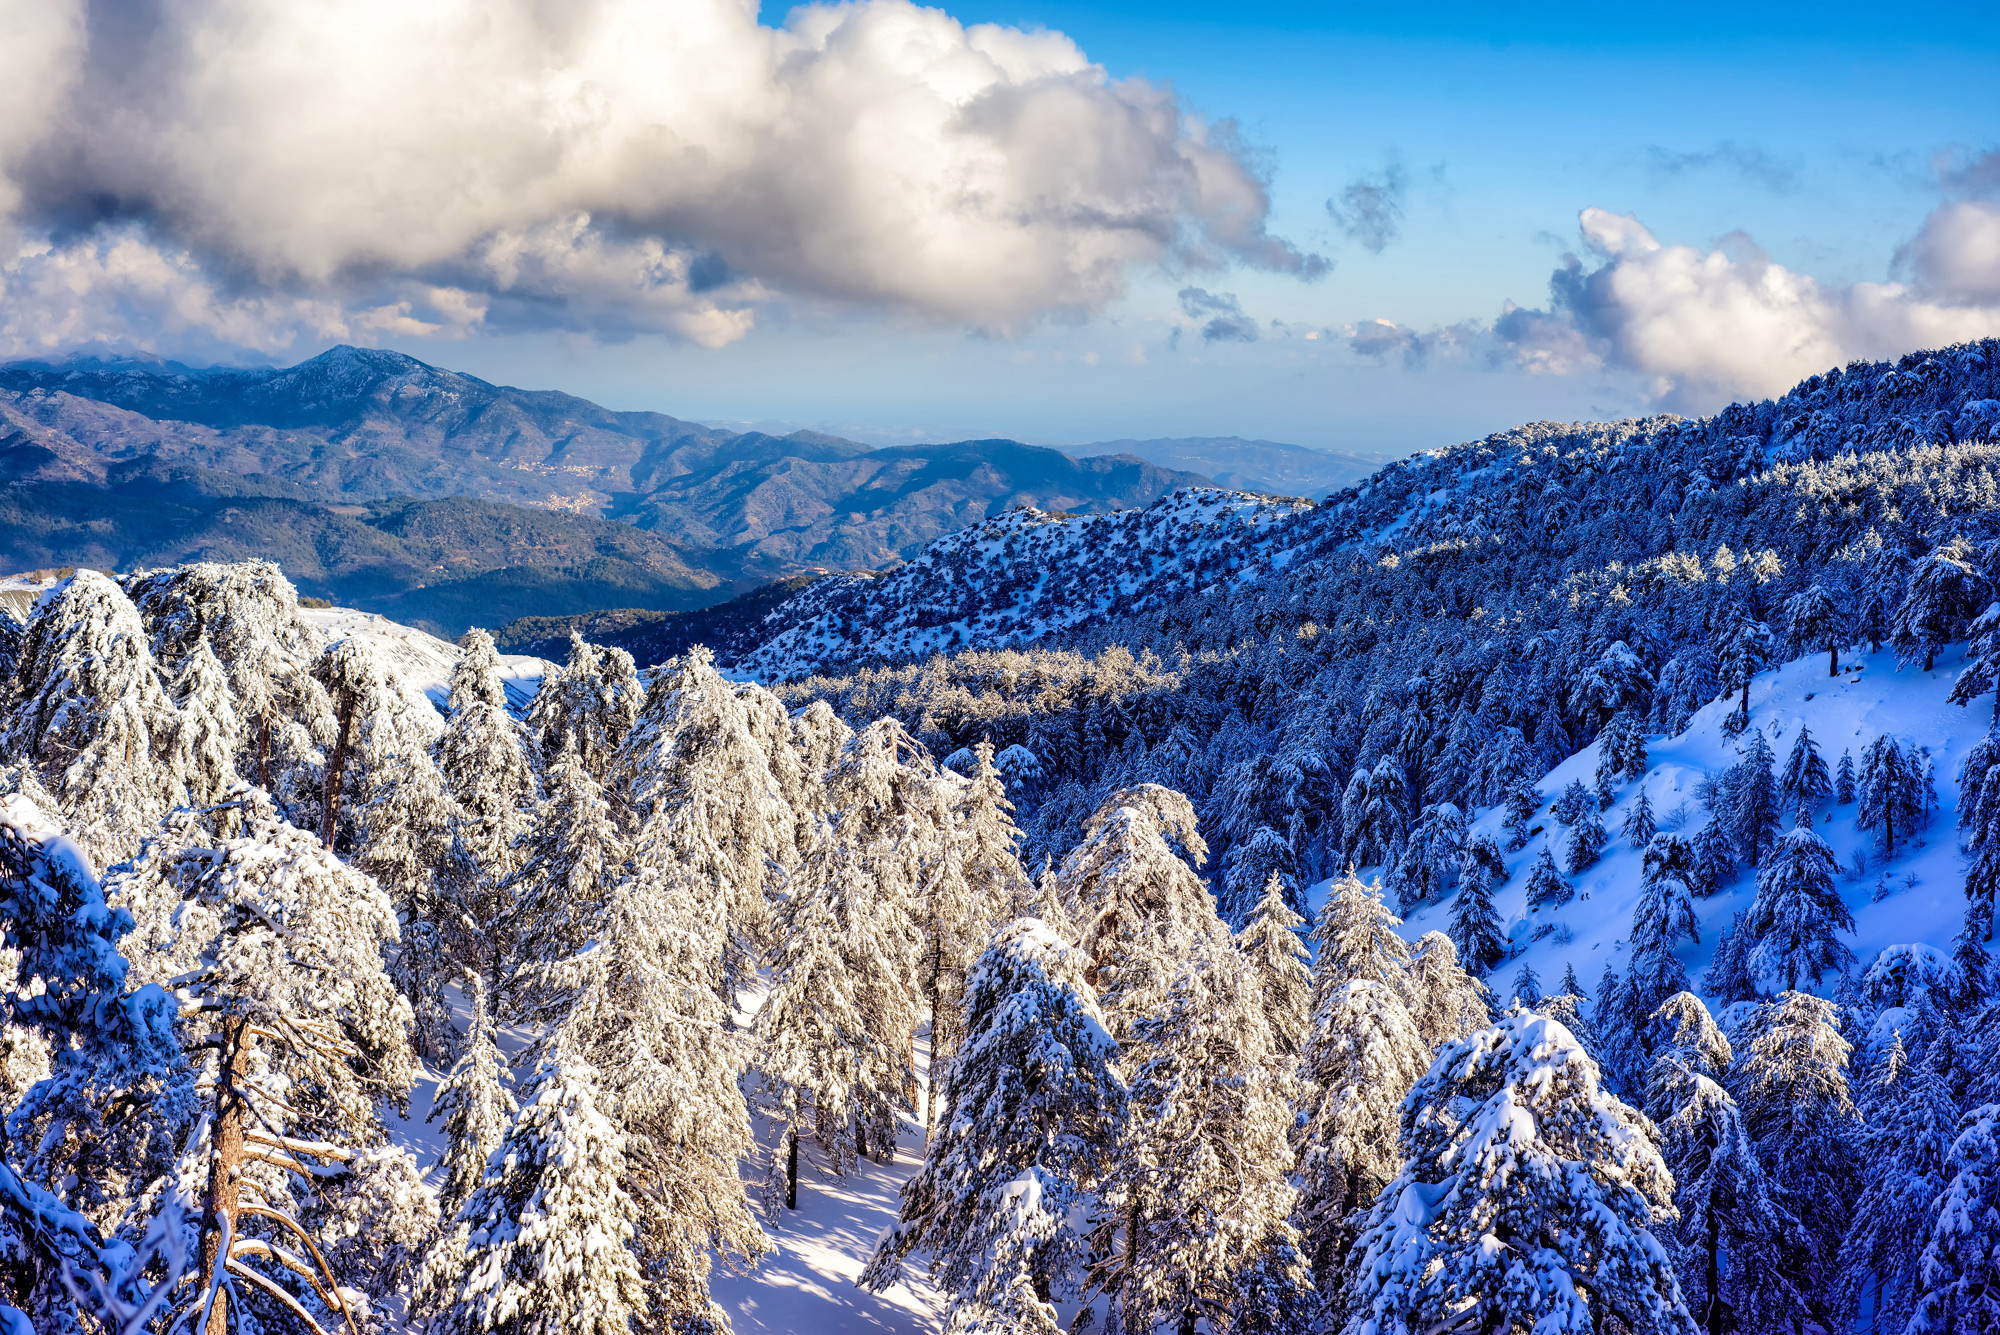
[303,605,548,714]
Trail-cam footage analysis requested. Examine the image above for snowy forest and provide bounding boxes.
[5,343,2000,1335]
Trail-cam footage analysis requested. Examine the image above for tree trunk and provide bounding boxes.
[1828,644,1839,678]
[1924,644,1936,672]
[1738,678,1751,729]
[785,1129,798,1210]
[320,683,357,849]
[200,1016,250,1335]
[1703,1207,1723,1335]
[256,709,271,791]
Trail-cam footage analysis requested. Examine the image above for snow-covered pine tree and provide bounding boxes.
[1308,866,1413,1011]
[1716,604,1774,734]
[1703,911,1760,1004]
[861,920,1124,1332]
[1565,804,1607,874]
[1340,756,1407,870]
[1892,537,1987,672]
[171,638,242,807]
[1743,825,1854,991]
[1622,787,1657,847]
[312,634,444,852]
[1238,873,1312,1056]
[1778,723,1832,825]
[438,628,539,901]
[1524,844,1573,910]
[1948,600,2000,723]
[1834,1033,1962,1333]
[1722,728,1782,866]
[1294,977,1428,1301]
[426,1048,648,1335]
[1727,991,1861,1330]
[1836,747,1857,803]
[502,739,627,1013]
[0,571,188,865]
[1510,960,1542,1006]
[1338,1006,1695,1335]
[1224,823,1299,926]
[1641,992,1730,1120]
[1551,779,1592,826]
[1689,818,1737,895]
[1406,931,1491,1050]
[1785,582,1845,677]
[1858,733,1926,858]
[1446,860,1506,977]
[1092,936,1309,1335]
[1650,1041,1801,1334]
[531,861,768,1327]
[523,631,642,781]
[1639,835,1702,956]
[1958,733,2000,942]
[1903,1101,2000,1335]
[1502,778,1542,851]
[957,738,1033,925]
[1057,784,1226,1038]
[429,972,517,1223]
[358,739,461,1058]
[1389,800,1464,911]
[110,792,432,1332]
[1595,710,1648,803]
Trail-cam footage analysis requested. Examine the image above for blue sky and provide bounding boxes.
[5,0,1998,455]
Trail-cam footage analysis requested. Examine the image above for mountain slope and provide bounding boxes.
[1079,435,1381,498]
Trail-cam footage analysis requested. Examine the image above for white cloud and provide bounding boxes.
[0,0,1319,358]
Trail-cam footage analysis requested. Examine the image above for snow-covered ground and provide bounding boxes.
[304,606,549,716]
[1381,644,1986,1002]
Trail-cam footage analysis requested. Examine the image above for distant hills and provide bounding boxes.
[1078,436,1382,498]
[0,346,1233,634]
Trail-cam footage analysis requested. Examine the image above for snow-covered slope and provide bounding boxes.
[304,605,548,715]
[1392,645,1984,1012]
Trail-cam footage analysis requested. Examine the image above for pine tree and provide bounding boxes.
[1689,819,1737,895]
[956,738,1033,925]
[359,739,461,1058]
[1339,1006,1696,1335]
[1224,823,1299,926]
[1728,992,1861,1330]
[1390,800,1465,910]
[1238,874,1312,1056]
[1958,733,2000,943]
[1778,724,1832,825]
[1785,583,1845,677]
[1509,960,1542,1005]
[1294,978,1428,1300]
[1704,911,1761,1004]
[1551,779,1593,826]
[1058,784,1226,1038]
[0,571,188,865]
[1501,778,1542,851]
[1836,747,1857,803]
[1638,834,1702,954]
[1092,937,1309,1335]
[1446,861,1506,977]
[524,631,642,780]
[1565,805,1607,874]
[503,740,627,1008]
[1406,931,1492,1050]
[171,638,242,807]
[1717,605,1774,734]
[1722,728,1782,866]
[1524,844,1574,910]
[1622,786,1658,847]
[1560,962,1585,998]
[1595,709,1648,800]
[1341,756,1408,869]
[1892,537,1988,672]
[1903,1101,2000,1335]
[1835,1034,1962,1333]
[429,972,517,1223]
[1742,825,1854,992]
[1858,734,1926,858]
[861,920,1124,1331]
[1948,601,2000,723]
[438,628,540,883]
[427,1051,648,1335]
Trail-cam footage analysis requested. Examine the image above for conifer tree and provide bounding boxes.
[1510,960,1542,1005]
[171,638,242,807]
[1948,600,2000,723]
[1501,778,1542,851]
[524,631,642,781]
[1785,583,1845,677]
[1390,800,1465,910]
[359,739,461,1056]
[1551,779,1593,826]
[1294,978,1428,1300]
[1835,1034,1962,1333]
[1703,911,1761,1004]
[1723,728,1782,865]
[1622,786,1657,847]
[1903,1101,2000,1335]
[1566,805,1607,874]
[1525,843,1573,910]
[427,1050,647,1335]
[1836,747,1857,803]
[1778,724,1832,825]
[1339,1007,1695,1335]
[1743,826,1854,991]
[430,973,517,1223]
[1858,734,1926,858]
[438,628,540,881]
[1958,733,2000,943]
[1446,861,1506,977]
[1340,756,1408,869]
[1238,873,1312,1056]
[1689,819,1737,895]
[1892,537,1987,672]
[1224,824,1299,927]
[1092,938,1309,1335]
[1717,605,1774,734]
[503,740,627,1008]
[1,571,188,865]
[956,738,1033,927]
[862,920,1124,1332]
[1595,709,1648,803]
[1407,931,1491,1050]
[1728,992,1861,1330]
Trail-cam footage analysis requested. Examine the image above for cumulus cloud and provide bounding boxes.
[1177,286,1258,342]
[1344,317,1479,368]
[1326,161,1407,254]
[0,0,1320,358]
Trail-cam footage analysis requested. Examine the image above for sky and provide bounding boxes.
[2,0,1997,454]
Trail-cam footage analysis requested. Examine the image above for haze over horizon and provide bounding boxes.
[2,0,1996,454]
